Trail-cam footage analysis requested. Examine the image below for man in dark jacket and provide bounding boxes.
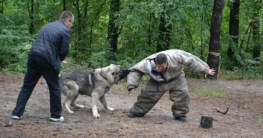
[11,11,74,122]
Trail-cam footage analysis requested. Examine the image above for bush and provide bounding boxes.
[0,25,34,73]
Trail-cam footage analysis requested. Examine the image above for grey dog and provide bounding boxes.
[59,64,129,118]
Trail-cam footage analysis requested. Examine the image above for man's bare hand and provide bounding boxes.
[205,68,216,78]
[61,60,68,64]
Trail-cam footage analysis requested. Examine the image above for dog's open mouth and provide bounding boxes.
[114,69,130,84]
[119,69,130,80]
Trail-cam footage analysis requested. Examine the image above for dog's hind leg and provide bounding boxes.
[72,94,85,109]
[99,95,114,111]
[64,93,76,114]
[63,81,79,114]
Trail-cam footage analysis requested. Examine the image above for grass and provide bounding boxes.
[112,78,148,92]
[112,81,127,91]
[220,68,263,80]
[110,120,120,126]
[192,88,231,97]
[258,116,263,123]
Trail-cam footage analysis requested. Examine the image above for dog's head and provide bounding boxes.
[100,64,130,84]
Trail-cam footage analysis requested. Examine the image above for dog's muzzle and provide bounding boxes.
[119,69,130,80]
[114,69,130,84]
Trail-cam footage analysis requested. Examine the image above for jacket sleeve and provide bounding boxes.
[126,59,150,90]
[59,30,70,61]
[126,71,144,90]
[179,51,210,73]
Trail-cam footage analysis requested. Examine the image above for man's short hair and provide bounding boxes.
[155,53,167,65]
[59,11,74,21]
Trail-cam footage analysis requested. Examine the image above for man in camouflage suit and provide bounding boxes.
[127,49,215,122]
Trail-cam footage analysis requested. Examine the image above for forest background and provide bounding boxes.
[0,0,262,80]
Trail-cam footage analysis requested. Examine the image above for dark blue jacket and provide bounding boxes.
[30,21,70,74]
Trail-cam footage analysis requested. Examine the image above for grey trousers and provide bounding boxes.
[129,73,190,118]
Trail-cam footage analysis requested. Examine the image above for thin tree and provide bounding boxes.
[107,0,120,59]
[147,13,157,52]
[73,0,83,43]
[227,0,240,67]
[156,2,172,52]
[62,0,66,11]
[251,0,261,60]
[200,0,206,60]
[89,1,106,49]
[28,0,35,34]
[72,0,89,61]
[207,0,225,80]
[0,0,4,14]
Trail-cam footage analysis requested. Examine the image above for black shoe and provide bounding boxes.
[128,112,143,118]
[175,116,187,122]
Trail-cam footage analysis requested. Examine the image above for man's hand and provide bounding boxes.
[205,68,216,78]
[61,60,68,64]
[127,85,136,92]
[128,88,134,92]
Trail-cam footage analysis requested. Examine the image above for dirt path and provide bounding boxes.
[0,72,262,137]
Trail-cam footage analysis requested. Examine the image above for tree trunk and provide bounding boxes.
[227,0,240,66]
[62,0,66,11]
[107,0,120,59]
[89,0,106,49]
[252,1,261,60]
[207,0,225,80]
[73,0,82,42]
[200,0,206,60]
[28,0,35,34]
[0,0,4,14]
[157,3,172,52]
[147,13,157,52]
[71,0,90,62]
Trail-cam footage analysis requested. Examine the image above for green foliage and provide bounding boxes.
[0,23,34,73]
[111,81,127,91]
[88,51,109,68]
[220,65,263,80]
[192,88,231,97]
[3,42,31,73]
[220,39,263,79]
[258,116,263,122]
[0,0,262,80]
[60,57,91,73]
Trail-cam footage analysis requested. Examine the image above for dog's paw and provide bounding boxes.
[93,113,101,118]
[65,105,75,113]
[74,103,85,109]
[107,106,114,111]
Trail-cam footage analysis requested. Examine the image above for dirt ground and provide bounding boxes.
[0,72,262,138]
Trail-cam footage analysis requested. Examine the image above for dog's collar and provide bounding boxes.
[99,70,108,81]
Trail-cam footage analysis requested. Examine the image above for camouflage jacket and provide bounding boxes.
[127,49,210,90]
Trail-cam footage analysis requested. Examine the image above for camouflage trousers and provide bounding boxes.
[129,73,190,118]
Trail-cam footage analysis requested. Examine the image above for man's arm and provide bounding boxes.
[59,30,70,61]
[179,52,211,74]
[126,71,144,92]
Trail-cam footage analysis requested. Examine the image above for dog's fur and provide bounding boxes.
[59,64,129,118]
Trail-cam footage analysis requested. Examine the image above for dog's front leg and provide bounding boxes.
[100,95,114,111]
[91,92,100,118]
